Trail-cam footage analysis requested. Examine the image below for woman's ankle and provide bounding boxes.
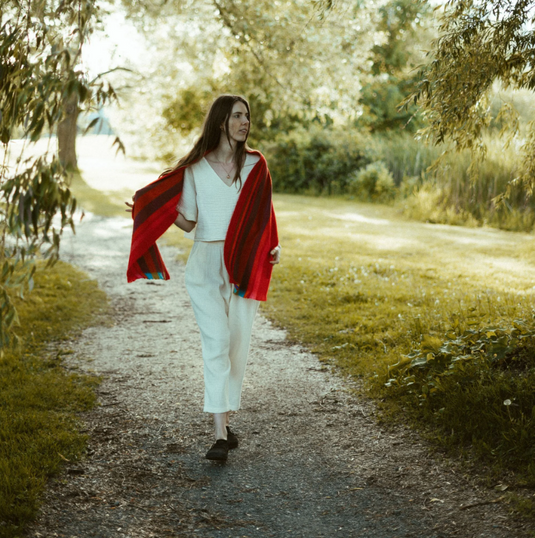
[213,412,228,440]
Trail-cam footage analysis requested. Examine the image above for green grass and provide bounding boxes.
[263,193,535,483]
[0,260,108,537]
[69,171,130,218]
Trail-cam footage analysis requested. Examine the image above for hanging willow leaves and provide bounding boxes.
[403,0,535,196]
[0,1,119,351]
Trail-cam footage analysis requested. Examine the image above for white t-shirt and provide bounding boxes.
[177,153,260,241]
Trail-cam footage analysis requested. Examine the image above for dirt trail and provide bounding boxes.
[26,211,531,538]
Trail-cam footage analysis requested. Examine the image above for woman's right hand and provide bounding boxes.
[125,196,134,213]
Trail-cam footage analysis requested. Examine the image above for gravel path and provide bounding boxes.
[28,214,531,538]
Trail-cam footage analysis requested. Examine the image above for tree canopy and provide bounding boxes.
[110,0,428,159]
[358,0,432,132]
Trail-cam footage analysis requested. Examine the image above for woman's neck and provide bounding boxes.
[209,136,237,163]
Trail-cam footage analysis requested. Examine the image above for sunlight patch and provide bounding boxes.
[326,212,390,226]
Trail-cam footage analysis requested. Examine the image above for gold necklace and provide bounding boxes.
[210,159,235,179]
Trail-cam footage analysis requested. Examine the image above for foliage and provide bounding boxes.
[161,88,214,140]
[401,135,535,231]
[368,132,439,186]
[317,130,535,232]
[361,131,535,231]
[262,193,535,482]
[265,129,436,193]
[387,319,535,387]
[384,318,535,479]
[357,0,433,132]
[256,124,534,232]
[111,0,391,159]
[405,0,535,198]
[359,80,418,132]
[260,128,435,198]
[257,123,535,232]
[348,161,396,202]
[0,1,117,349]
[261,126,373,194]
[0,260,107,536]
[489,86,535,131]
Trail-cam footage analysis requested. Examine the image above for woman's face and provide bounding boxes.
[224,101,250,143]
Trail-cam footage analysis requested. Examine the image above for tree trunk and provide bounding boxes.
[57,94,79,170]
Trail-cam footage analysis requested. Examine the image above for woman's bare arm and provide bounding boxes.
[174,212,196,233]
[125,199,196,233]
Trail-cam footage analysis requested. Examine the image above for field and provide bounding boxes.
[266,194,535,377]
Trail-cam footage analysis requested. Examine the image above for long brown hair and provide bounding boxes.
[165,94,251,186]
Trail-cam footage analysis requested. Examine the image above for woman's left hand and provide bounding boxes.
[270,245,281,265]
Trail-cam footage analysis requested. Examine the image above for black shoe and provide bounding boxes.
[205,439,229,461]
[226,426,238,450]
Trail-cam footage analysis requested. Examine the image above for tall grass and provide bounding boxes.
[363,132,535,232]
[394,136,535,232]
[367,132,440,186]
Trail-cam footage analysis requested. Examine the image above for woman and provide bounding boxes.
[126,94,280,462]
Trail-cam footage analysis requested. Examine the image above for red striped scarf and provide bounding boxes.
[127,151,278,301]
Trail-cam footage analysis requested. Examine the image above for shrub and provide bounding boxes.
[384,318,535,480]
[260,125,373,194]
[348,161,396,202]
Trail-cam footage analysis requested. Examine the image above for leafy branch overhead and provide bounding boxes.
[404,0,535,195]
[0,1,118,350]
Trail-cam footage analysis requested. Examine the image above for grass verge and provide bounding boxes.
[0,260,108,537]
[69,171,130,218]
[263,194,535,486]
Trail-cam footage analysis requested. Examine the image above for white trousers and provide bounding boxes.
[185,241,260,413]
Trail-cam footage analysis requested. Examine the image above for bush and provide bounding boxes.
[261,125,535,232]
[348,161,396,202]
[384,318,535,480]
[260,125,373,194]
